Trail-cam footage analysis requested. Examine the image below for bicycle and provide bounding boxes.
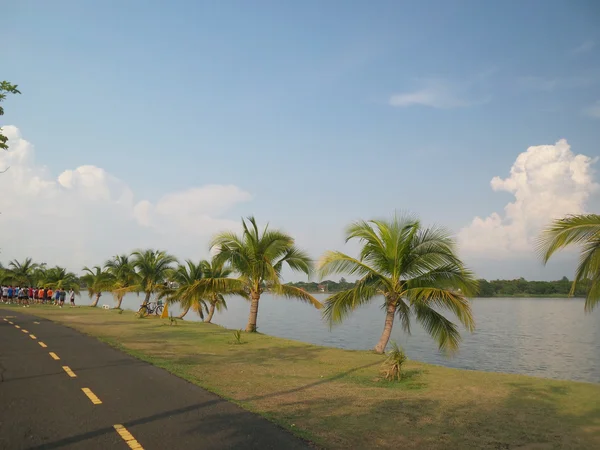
[137,300,164,316]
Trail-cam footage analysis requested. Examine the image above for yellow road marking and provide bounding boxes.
[34,321,40,324]
[62,366,77,378]
[81,388,102,405]
[114,425,144,450]
[30,334,37,339]
[22,329,29,333]
[49,352,60,360]
[38,341,47,348]
[8,321,13,324]
[2,318,6,321]
[15,325,20,329]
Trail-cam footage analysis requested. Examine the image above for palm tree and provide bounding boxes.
[160,260,207,319]
[131,249,178,306]
[104,254,136,309]
[211,216,322,332]
[81,266,112,307]
[318,215,478,354]
[200,259,235,323]
[7,257,40,286]
[537,214,600,312]
[43,266,81,293]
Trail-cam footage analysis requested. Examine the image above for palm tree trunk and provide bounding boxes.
[178,305,190,319]
[205,303,216,323]
[91,292,101,308]
[116,294,123,309]
[374,301,397,354]
[142,291,151,306]
[246,291,260,332]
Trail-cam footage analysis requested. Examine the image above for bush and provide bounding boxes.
[381,342,407,381]
[232,329,243,344]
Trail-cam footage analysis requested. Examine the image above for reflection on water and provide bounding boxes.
[85,293,600,383]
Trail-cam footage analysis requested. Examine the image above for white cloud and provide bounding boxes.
[0,126,252,271]
[572,40,595,54]
[583,100,600,119]
[458,139,598,258]
[389,78,490,109]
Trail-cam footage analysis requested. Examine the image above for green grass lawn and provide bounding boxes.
[3,305,599,449]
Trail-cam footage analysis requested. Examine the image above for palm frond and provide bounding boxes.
[537,214,600,263]
[413,303,461,353]
[274,284,323,309]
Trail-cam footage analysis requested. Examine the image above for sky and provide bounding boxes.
[1,0,599,281]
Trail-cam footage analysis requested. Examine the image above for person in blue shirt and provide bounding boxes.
[7,286,14,302]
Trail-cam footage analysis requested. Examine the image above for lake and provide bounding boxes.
[86,293,600,384]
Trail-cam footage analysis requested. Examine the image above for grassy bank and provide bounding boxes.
[3,305,599,449]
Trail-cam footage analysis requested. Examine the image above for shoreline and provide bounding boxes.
[2,304,599,449]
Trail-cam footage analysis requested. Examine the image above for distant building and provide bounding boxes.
[317,284,327,293]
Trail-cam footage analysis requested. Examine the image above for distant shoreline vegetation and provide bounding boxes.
[287,277,589,298]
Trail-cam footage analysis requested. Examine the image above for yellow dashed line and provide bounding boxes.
[114,425,144,450]
[2,318,7,321]
[30,334,37,339]
[49,352,60,360]
[22,329,29,333]
[33,321,40,324]
[62,366,77,378]
[38,342,48,348]
[81,388,102,405]
[15,325,20,329]
[8,321,13,325]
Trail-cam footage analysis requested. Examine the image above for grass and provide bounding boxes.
[3,305,600,449]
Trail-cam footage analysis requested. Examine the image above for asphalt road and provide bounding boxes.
[0,310,310,450]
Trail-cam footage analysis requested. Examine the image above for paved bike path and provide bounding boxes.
[0,309,310,449]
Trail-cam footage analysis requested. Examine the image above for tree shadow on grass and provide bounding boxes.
[275,380,600,449]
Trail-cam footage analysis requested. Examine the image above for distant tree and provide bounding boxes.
[81,266,112,307]
[161,260,207,319]
[7,258,41,285]
[43,266,81,293]
[211,216,322,332]
[130,249,178,306]
[104,254,136,309]
[0,81,21,155]
[538,214,600,311]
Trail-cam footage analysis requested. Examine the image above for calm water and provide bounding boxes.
[87,293,600,384]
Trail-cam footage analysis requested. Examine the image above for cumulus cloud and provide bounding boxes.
[583,100,600,119]
[0,126,252,270]
[389,77,491,109]
[458,139,598,258]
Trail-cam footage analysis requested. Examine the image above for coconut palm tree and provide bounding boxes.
[7,257,41,286]
[81,266,112,307]
[131,249,178,306]
[200,259,235,323]
[160,260,207,319]
[43,266,81,293]
[318,215,478,354]
[211,216,322,332]
[537,214,600,312]
[104,254,136,309]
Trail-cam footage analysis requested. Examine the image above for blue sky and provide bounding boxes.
[1,1,600,280]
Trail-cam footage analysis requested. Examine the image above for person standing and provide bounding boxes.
[59,289,66,307]
[69,289,76,307]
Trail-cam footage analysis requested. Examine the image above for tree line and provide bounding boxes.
[288,277,589,297]
[1,213,599,354]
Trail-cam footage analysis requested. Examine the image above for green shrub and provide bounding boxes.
[232,329,243,344]
[381,342,407,381]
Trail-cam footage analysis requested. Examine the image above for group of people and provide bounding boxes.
[0,286,76,307]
